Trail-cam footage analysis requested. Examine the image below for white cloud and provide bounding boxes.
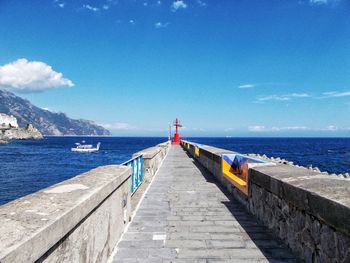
[289,93,310,98]
[102,4,110,10]
[321,91,350,98]
[309,0,341,5]
[247,125,350,133]
[155,22,169,28]
[310,0,328,4]
[129,19,135,25]
[197,0,206,7]
[259,90,350,101]
[99,122,134,130]
[248,126,266,132]
[249,126,310,132]
[0,58,74,93]
[238,84,255,89]
[172,0,187,11]
[83,4,99,12]
[271,126,309,131]
[258,93,310,102]
[258,95,290,101]
[325,125,338,131]
[54,0,65,8]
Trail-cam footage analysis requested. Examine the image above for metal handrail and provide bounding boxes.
[122,154,144,194]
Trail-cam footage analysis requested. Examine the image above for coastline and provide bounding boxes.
[0,124,43,141]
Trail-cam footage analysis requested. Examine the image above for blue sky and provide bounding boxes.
[0,0,349,136]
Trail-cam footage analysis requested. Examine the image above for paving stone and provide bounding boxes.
[206,240,246,249]
[165,239,206,248]
[112,146,298,262]
[118,240,164,248]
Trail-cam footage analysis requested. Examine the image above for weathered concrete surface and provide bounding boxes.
[0,165,131,263]
[112,145,298,262]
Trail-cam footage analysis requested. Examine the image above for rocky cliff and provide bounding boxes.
[0,90,110,136]
[0,124,43,140]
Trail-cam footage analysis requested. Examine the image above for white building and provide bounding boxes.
[0,113,18,129]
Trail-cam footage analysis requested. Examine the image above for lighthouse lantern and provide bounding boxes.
[172,118,182,145]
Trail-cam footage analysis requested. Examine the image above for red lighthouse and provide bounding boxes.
[172,118,182,145]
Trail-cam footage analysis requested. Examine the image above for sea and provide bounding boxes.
[0,137,349,206]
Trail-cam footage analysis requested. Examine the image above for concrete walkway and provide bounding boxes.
[112,145,298,263]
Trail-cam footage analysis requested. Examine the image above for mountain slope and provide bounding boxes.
[0,90,111,136]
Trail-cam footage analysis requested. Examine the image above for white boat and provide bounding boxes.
[71,141,101,153]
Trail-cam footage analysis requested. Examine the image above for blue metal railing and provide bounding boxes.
[122,155,144,194]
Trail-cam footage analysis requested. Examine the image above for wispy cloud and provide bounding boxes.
[248,125,350,133]
[54,0,65,8]
[321,91,350,98]
[320,125,350,131]
[238,84,255,89]
[155,22,169,29]
[238,82,290,89]
[0,58,74,93]
[248,125,310,132]
[197,0,206,7]
[249,126,309,132]
[308,0,341,6]
[99,122,134,130]
[248,126,266,132]
[271,126,309,132]
[171,0,187,11]
[248,125,308,132]
[309,0,328,4]
[324,125,338,131]
[258,90,350,102]
[129,19,135,25]
[258,93,310,102]
[83,4,99,12]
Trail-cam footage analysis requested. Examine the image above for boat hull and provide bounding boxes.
[71,148,99,153]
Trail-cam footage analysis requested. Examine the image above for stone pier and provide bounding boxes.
[112,145,297,262]
[1,141,349,263]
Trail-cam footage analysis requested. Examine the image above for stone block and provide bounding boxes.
[0,165,131,263]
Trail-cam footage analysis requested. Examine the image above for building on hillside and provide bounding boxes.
[0,113,18,129]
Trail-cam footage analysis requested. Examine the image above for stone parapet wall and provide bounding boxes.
[249,165,350,263]
[0,141,171,263]
[132,141,171,182]
[0,165,131,263]
[181,140,350,263]
[183,141,249,206]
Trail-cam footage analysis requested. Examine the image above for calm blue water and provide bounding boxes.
[190,137,350,175]
[0,137,349,205]
[0,137,166,205]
